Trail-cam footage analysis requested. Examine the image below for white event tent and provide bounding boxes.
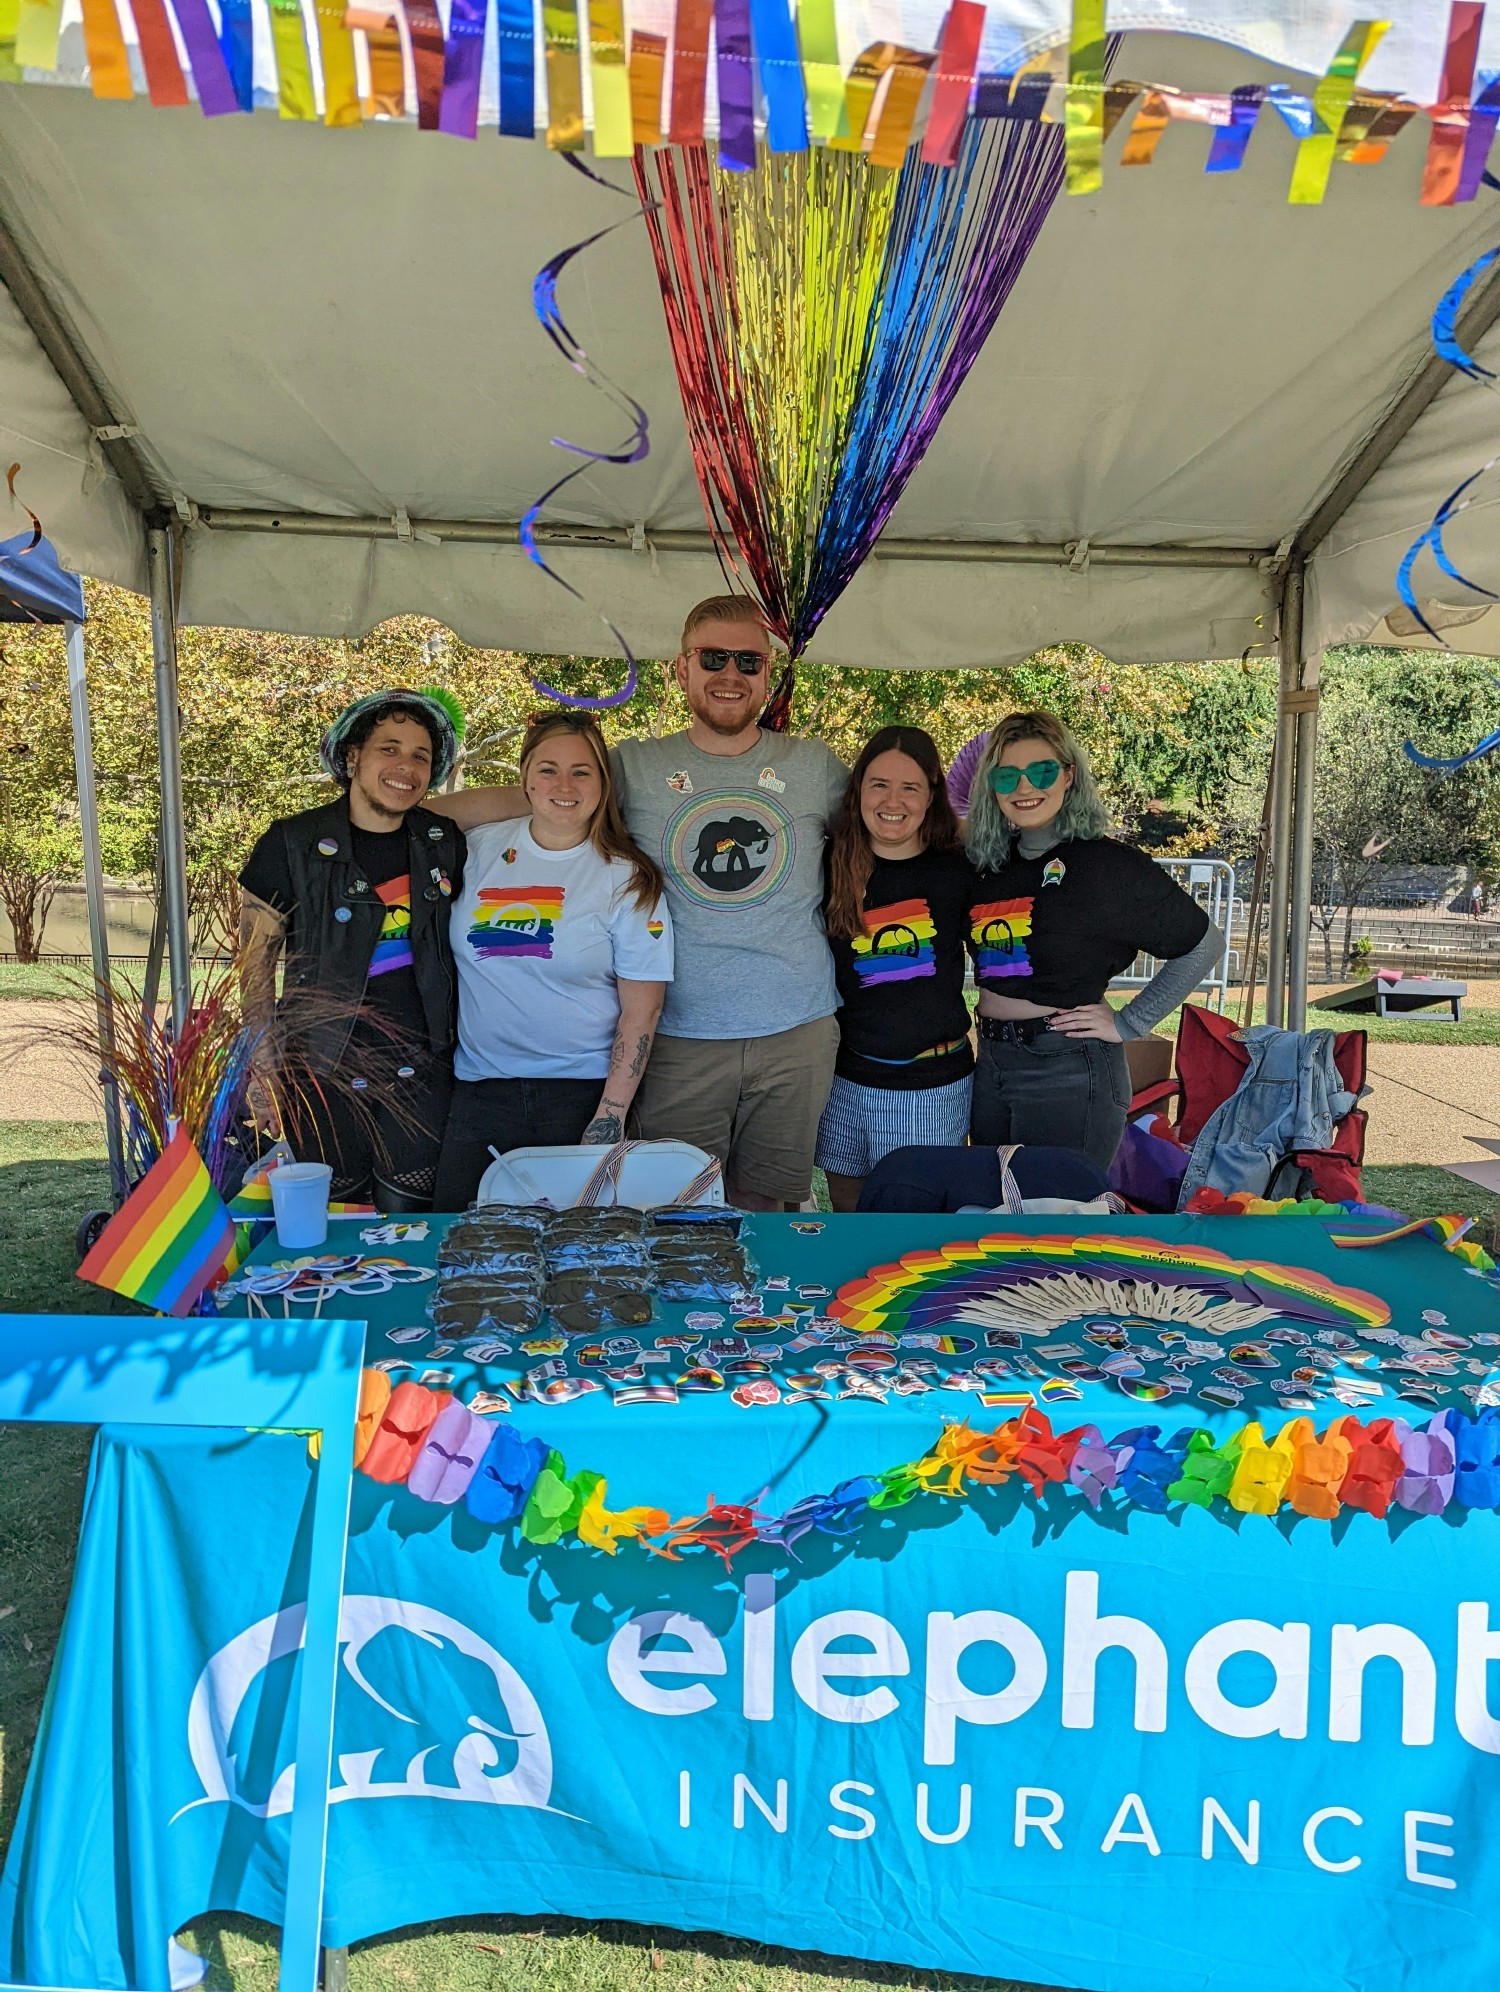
[3,10,1500,1066]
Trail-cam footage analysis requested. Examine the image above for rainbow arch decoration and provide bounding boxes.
[828,1231,1392,1338]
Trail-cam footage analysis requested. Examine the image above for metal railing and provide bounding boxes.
[1110,858,1239,1011]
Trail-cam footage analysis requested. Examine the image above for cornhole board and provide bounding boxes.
[1315,975,1466,1021]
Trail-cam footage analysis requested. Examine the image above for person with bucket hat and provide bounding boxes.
[238,688,467,1211]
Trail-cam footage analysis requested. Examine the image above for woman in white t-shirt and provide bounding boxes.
[431,713,674,1209]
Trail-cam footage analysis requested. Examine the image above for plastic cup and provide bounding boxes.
[268,1162,333,1249]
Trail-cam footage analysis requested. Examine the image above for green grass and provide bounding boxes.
[176,1914,1036,1992]
[1110,991,1500,1047]
[0,1121,111,1852]
[0,1127,1493,1992]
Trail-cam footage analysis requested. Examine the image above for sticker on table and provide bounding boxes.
[533,1376,602,1405]
[723,1358,772,1376]
[798,1284,830,1300]
[732,1378,781,1408]
[677,1367,725,1392]
[1229,1343,1279,1369]
[521,1336,568,1356]
[1198,1383,1242,1408]
[764,1277,790,1292]
[837,1377,888,1403]
[980,1388,1035,1409]
[1099,1353,1144,1380]
[613,1381,680,1407]
[466,1390,512,1416]
[371,1358,413,1374]
[430,1341,456,1358]
[420,1369,454,1388]
[684,1312,724,1330]
[387,1326,432,1344]
[656,1333,702,1352]
[790,1221,825,1233]
[459,1338,512,1361]
[1115,1376,1179,1402]
[940,1370,988,1393]
[890,1374,932,1397]
[1040,1376,1083,1404]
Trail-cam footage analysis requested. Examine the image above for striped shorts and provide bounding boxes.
[814,1071,974,1179]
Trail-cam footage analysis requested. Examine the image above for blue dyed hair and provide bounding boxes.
[963,711,1110,870]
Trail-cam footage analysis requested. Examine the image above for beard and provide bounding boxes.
[686,684,760,737]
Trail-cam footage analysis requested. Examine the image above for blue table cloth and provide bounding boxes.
[5,1213,1500,1992]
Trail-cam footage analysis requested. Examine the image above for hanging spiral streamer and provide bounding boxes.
[1396,219,1500,646]
[523,157,654,711]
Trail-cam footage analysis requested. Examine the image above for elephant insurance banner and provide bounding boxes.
[2,1417,1497,1992]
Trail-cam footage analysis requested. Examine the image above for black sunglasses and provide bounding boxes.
[692,646,767,675]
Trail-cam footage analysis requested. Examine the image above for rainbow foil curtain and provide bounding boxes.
[636,116,1066,656]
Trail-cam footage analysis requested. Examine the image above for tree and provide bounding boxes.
[0,618,82,960]
[1309,657,1500,978]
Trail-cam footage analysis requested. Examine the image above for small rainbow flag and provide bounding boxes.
[79,1126,236,1317]
[229,1172,373,1219]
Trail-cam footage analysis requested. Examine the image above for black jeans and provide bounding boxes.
[969,1029,1131,1173]
[432,1076,606,1212]
[286,1055,453,1211]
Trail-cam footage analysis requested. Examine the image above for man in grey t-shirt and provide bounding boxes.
[432,594,848,1209]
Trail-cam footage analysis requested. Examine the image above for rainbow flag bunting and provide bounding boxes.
[79,1125,236,1317]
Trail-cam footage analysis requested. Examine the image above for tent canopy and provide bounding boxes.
[3,28,1500,670]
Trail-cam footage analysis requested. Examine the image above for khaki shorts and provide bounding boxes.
[635,1015,840,1204]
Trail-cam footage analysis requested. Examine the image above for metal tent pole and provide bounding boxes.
[147,525,192,1034]
[1286,607,1319,1031]
[65,623,128,1206]
[1264,563,1298,1028]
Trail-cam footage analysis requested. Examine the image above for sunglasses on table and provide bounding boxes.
[989,759,1063,795]
[691,647,768,675]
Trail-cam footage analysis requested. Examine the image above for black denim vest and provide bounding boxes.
[275,795,461,1074]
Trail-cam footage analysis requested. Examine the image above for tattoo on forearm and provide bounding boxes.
[628,1032,652,1080]
[582,1112,624,1145]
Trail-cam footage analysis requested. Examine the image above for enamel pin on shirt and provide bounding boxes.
[1043,857,1066,887]
[667,770,693,794]
[758,766,786,793]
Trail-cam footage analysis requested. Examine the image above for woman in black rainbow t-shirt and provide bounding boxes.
[816,726,976,1212]
[965,710,1225,1173]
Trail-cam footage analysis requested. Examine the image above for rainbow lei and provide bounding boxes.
[354,1381,1500,1557]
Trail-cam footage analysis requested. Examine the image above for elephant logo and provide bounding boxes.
[665,792,796,907]
[173,1594,568,1821]
[869,921,920,958]
[691,814,773,891]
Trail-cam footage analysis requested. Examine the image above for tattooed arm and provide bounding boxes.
[580,979,667,1144]
[239,888,287,1128]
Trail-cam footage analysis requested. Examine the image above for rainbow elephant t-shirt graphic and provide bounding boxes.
[368,875,414,976]
[851,896,937,985]
[466,884,566,960]
[970,894,1034,979]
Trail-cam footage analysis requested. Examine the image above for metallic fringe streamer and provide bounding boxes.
[635,116,1067,659]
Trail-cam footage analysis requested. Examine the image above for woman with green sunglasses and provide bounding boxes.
[963,711,1225,1171]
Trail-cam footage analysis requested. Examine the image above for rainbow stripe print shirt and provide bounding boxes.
[368,874,414,975]
[466,884,566,960]
[970,894,1034,980]
[851,896,937,985]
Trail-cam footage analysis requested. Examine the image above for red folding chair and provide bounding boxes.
[1128,1004,1369,1203]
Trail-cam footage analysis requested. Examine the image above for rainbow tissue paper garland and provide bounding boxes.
[354,1384,1500,1559]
